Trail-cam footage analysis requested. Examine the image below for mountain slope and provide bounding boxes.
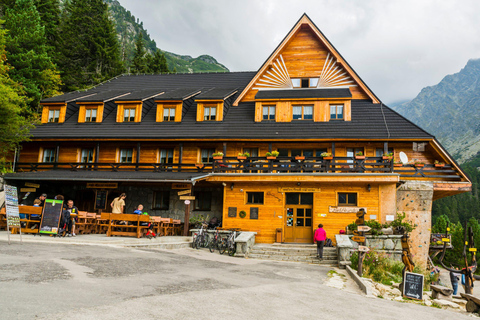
[392,59,480,162]
[105,0,229,73]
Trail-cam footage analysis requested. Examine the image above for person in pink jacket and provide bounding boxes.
[314,224,327,260]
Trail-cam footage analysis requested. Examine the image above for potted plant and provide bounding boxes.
[434,160,445,168]
[195,162,204,168]
[393,160,403,167]
[295,154,305,160]
[321,152,333,160]
[355,151,365,160]
[266,150,279,160]
[414,160,425,168]
[212,152,224,160]
[382,152,394,160]
[237,152,247,160]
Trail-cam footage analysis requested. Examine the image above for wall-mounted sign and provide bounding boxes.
[228,207,237,218]
[329,206,367,213]
[172,183,191,190]
[184,200,191,205]
[177,190,191,196]
[386,215,395,221]
[20,188,36,192]
[86,183,118,189]
[25,182,40,188]
[179,196,195,200]
[250,207,259,220]
[278,187,320,192]
[351,236,365,243]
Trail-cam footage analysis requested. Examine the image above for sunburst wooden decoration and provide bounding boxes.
[317,53,355,88]
[254,55,293,90]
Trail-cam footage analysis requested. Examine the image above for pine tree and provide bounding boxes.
[59,0,124,90]
[147,49,169,73]
[0,21,35,171]
[34,0,61,61]
[131,33,147,74]
[4,0,61,111]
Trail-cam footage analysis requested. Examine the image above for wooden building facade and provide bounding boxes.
[5,14,471,264]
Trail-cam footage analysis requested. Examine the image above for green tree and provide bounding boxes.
[147,49,169,73]
[4,0,61,111]
[0,20,35,171]
[432,214,450,233]
[59,0,123,90]
[34,0,61,61]
[131,33,147,74]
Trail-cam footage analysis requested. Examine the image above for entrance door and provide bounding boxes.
[284,193,314,243]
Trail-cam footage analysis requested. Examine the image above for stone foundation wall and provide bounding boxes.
[396,181,434,268]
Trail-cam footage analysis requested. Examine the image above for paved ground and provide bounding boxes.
[0,237,474,320]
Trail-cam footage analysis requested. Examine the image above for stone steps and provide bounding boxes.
[248,244,337,265]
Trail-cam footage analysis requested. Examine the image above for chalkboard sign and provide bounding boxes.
[95,190,108,210]
[403,272,424,300]
[228,207,237,218]
[250,207,259,220]
[39,199,64,234]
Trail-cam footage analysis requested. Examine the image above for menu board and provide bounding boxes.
[250,207,259,220]
[403,272,424,300]
[39,199,64,234]
[95,190,108,210]
[5,185,20,227]
[228,207,237,218]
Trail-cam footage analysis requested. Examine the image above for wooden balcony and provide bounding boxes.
[13,157,462,180]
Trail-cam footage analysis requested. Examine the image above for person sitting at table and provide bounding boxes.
[133,205,156,238]
[36,193,47,207]
[62,200,78,237]
[30,199,42,221]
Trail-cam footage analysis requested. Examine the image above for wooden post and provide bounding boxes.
[136,142,141,170]
[223,142,227,155]
[95,142,100,170]
[268,143,272,153]
[331,142,335,157]
[183,202,190,236]
[179,143,183,171]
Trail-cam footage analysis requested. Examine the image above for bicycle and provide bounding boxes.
[209,227,224,253]
[220,228,240,256]
[193,222,209,249]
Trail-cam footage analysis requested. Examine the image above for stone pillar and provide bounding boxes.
[396,181,434,269]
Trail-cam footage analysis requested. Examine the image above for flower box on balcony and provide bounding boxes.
[355,156,366,160]
[414,163,425,168]
[394,163,403,167]
[237,156,247,160]
[295,156,305,160]
[195,163,204,168]
[266,156,277,160]
[213,156,223,160]
[323,156,333,160]
[434,164,445,168]
[382,156,393,160]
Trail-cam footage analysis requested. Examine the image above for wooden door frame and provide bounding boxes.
[284,204,314,243]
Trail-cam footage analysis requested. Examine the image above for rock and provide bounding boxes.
[390,288,401,296]
[432,299,461,308]
[424,299,432,306]
[381,228,393,235]
[394,296,404,301]
[384,239,395,250]
[452,298,467,306]
[424,291,432,297]
[391,282,400,288]
[375,283,391,294]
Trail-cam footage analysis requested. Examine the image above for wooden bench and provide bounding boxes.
[76,211,88,234]
[95,213,109,234]
[431,284,453,300]
[173,219,183,235]
[102,213,151,238]
[159,218,173,236]
[11,206,43,234]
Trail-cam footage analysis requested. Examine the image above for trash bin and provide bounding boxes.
[275,228,282,243]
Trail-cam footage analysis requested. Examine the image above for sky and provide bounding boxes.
[117,0,480,104]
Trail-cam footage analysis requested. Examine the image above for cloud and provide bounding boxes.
[117,0,480,103]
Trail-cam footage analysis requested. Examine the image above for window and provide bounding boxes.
[153,191,170,210]
[293,105,313,120]
[81,149,94,163]
[376,148,394,157]
[119,149,133,163]
[338,193,357,206]
[124,108,136,122]
[48,109,60,123]
[194,191,212,211]
[282,149,315,157]
[285,193,313,205]
[204,105,216,121]
[247,192,264,204]
[163,107,176,121]
[159,149,173,164]
[85,108,97,122]
[347,147,364,165]
[201,148,216,163]
[292,78,319,88]
[262,105,275,120]
[315,149,328,157]
[243,148,258,157]
[330,104,344,120]
[43,148,56,162]
[309,78,319,87]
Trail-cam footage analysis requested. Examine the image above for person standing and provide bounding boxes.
[450,269,460,295]
[314,223,327,260]
[111,193,126,214]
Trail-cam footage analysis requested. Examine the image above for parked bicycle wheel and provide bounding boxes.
[218,238,227,254]
[228,242,236,256]
[195,235,203,250]
[209,239,216,253]
[192,234,197,249]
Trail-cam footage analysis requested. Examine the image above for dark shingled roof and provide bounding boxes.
[31,72,433,140]
[116,89,164,101]
[195,88,238,100]
[255,88,352,100]
[41,91,99,103]
[4,171,209,182]
[76,90,131,103]
[154,88,202,100]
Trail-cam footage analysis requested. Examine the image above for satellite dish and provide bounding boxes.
[399,152,409,164]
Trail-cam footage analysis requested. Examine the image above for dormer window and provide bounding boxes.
[263,105,275,120]
[292,78,318,88]
[48,109,60,123]
[330,104,344,120]
[163,107,176,121]
[124,108,136,122]
[293,105,313,120]
[85,108,97,122]
[204,105,217,121]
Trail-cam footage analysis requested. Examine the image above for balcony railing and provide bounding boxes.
[13,157,461,179]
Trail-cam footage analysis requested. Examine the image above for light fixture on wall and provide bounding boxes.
[297,182,301,186]
[231,183,234,190]
[367,184,371,192]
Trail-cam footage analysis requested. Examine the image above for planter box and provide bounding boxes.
[394,163,403,167]
[435,164,445,168]
[213,156,223,160]
[323,156,333,160]
[295,156,305,160]
[355,156,365,160]
[266,156,277,160]
[382,156,393,160]
[415,164,425,168]
[237,156,247,160]
[195,163,204,168]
